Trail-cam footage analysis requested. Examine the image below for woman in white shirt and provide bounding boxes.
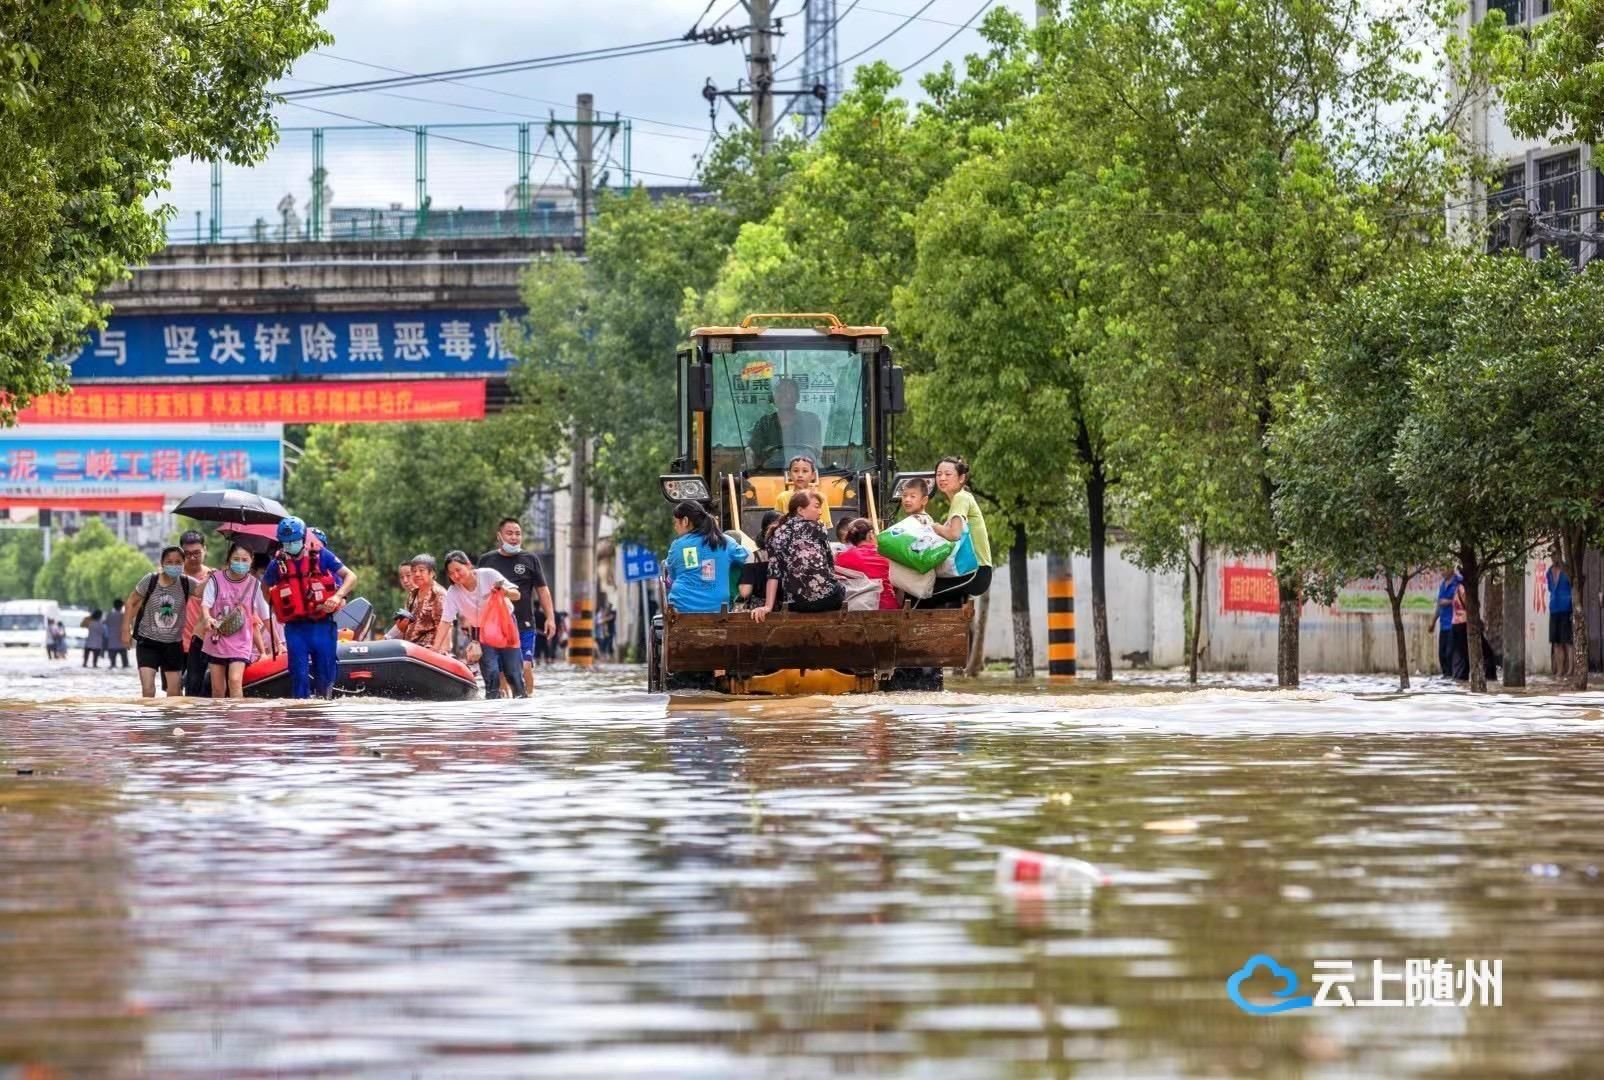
[433,549,523,698]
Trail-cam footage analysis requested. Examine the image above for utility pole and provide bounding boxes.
[568,91,596,668]
[749,0,776,154]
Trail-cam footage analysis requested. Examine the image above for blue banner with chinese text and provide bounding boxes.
[62,309,523,382]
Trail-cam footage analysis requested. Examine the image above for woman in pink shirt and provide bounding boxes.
[835,518,898,610]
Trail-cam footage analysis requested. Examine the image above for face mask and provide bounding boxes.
[230,560,251,575]
[283,541,304,556]
[161,564,182,579]
[500,541,520,555]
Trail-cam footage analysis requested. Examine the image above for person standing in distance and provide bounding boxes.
[478,517,555,695]
[263,516,357,699]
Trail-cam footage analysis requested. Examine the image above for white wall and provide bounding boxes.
[976,548,1560,677]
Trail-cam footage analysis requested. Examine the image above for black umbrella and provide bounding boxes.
[173,489,289,525]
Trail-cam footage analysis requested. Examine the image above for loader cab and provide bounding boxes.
[662,313,906,540]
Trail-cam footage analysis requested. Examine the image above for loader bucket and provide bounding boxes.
[662,604,973,679]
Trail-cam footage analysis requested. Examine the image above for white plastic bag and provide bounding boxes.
[887,559,935,599]
[835,566,882,611]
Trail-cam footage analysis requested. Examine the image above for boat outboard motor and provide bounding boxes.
[333,596,375,640]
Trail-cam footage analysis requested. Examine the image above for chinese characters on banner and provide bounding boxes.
[58,310,521,381]
[17,380,487,425]
[0,425,283,503]
[1220,564,1281,615]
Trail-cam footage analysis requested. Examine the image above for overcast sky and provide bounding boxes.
[161,0,1031,238]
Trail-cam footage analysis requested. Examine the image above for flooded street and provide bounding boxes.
[3,655,1603,1077]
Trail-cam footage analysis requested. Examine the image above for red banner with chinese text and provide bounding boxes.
[0,495,166,513]
[1221,564,1280,615]
[17,379,486,425]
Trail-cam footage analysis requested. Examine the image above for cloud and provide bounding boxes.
[1226,954,1313,1015]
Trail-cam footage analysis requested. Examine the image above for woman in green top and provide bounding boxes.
[921,455,994,607]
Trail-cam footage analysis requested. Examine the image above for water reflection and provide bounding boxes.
[2,657,1603,1076]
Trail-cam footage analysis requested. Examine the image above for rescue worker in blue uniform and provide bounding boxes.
[263,516,357,698]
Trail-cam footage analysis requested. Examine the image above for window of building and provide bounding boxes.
[1485,0,1524,23]
[1537,152,1581,267]
[1487,164,1526,254]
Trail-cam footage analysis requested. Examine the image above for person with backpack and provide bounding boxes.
[122,546,191,697]
[262,516,357,699]
[200,541,270,698]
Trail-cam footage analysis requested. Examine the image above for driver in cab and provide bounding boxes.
[746,376,822,470]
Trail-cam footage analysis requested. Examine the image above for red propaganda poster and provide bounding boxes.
[17,379,486,425]
[1221,564,1280,615]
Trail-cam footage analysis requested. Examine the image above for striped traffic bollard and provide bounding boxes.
[569,600,594,667]
[1047,553,1076,680]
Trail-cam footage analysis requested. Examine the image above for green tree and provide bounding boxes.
[0,1,330,423]
[1391,255,1564,692]
[1274,260,1462,690]
[1042,0,1495,686]
[65,543,150,611]
[511,187,745,551]
[900,125,1097,679]
[0,529,45,600]
[1499,0,1604,146]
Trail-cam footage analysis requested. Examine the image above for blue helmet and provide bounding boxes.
[276,516,306,544]
[310,527,328,545]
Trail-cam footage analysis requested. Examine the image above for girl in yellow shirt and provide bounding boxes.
[772,454,833,528]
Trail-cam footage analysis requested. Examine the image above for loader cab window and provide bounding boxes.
[709,348,870,475]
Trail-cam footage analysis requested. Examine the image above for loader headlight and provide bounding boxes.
[660,474,710,503]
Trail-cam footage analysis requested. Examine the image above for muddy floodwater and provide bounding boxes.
[3,655,1603,1078]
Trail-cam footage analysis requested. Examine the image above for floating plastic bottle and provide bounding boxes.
[996,846,1111,888]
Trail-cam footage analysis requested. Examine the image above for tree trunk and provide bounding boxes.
[1085,463,1113,682]
[1461,543,1486,693]
[1276,572,1300,688]
[964,587,989,677]
[1189,533,1207,685]
[1560,525,1589,690]
[1503,556,1526,688]
[1384,574,1409,692]
[1009,523,1034,680]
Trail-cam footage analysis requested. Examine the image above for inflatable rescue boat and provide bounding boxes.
[243,639,479,700]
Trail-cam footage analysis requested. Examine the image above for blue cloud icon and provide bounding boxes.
[1226,954,1314,1015]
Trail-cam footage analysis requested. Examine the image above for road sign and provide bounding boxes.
[622,543,660,584]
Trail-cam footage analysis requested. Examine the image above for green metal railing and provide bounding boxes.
[161,119,634,246]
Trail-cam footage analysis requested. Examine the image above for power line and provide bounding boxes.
[775,0,860,72]
[821,0,939,76]
[281,39,703,100]
[280,100,703,184]
[897,0,994,73]
[861,3,991,29]
[302,51,712,136]
[274,74,705,142]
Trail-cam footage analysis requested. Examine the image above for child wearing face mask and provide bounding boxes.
[201,541,270,698]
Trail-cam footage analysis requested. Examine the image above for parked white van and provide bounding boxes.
[0,599,62,649]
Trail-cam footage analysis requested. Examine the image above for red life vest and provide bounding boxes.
[269,551,338,623]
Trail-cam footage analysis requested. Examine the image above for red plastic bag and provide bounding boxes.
[480,589,519,650]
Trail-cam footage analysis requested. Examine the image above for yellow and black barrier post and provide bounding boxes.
[569,599,594,667]
[1046,554,1076,680]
